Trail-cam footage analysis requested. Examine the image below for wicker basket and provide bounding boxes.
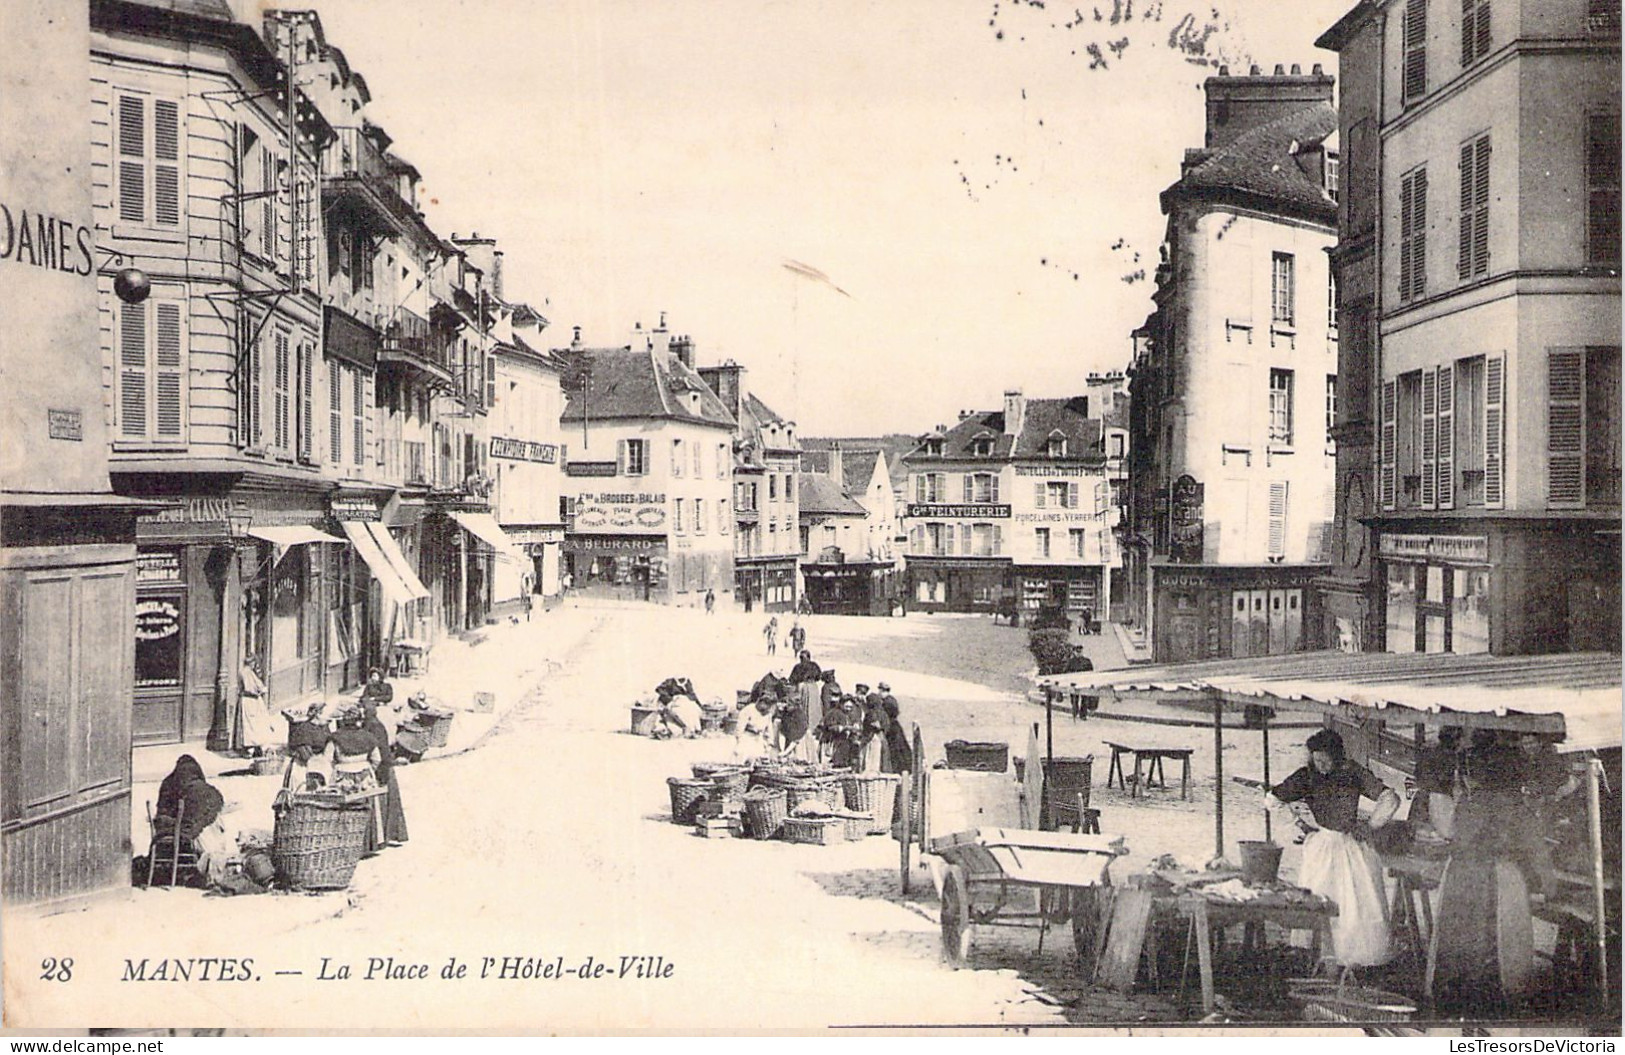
[706,771,749,815]
[781,816,847,846]
[395,721,432,757]
[839,812,873,841]
[631,705,661,736]
[419,711,454,748]
[945,740,1009,773]
[250,748,288,777]
[742,788,788,840]
[667,777,711,824]
[692,762,746,780]
[1043,755,1094,809]
[785,781,843,813]
[700,707,732,734]
[842,774,901,834]
[271,794,372,891]
[1287,981,1418,1024]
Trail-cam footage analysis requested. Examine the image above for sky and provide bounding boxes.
[291,0,1354,436]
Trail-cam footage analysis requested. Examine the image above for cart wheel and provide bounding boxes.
[942,865,972,966]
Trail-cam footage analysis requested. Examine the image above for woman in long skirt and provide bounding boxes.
[364,708,408,846]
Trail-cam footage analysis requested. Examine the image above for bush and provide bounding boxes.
[1028,628,1077,677]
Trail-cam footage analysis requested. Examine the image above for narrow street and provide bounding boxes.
[10,605,1308,1031]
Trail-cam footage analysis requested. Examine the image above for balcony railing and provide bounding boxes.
[323,128,419,230]
[380,306,456,384]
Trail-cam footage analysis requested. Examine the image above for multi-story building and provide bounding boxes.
[801,445,902,568]
[488,300,567,604]
[902,391,1116,619]
[697,358,799,612]
[559,323,737,606]
[1124,66,1341,662]
[1318,0,1621,656]
[799,472,896,615]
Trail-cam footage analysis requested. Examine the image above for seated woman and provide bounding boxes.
[151,755,224,886]
[735,696,779,760]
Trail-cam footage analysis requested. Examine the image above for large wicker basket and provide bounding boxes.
[667,777,711,824]
[781,816,846,846]
[945,740,1009,773]
[272,793,373,891]
[842,774,901,834]
[631,705,661,736]
[706,771,749,815]
[837,812,873,841]
[395,721,432,758]
[1287,981,1418,1024]
[692,762,746,780]
[785,781,843,813]
[742,788,788,840]
[418,710,454,748]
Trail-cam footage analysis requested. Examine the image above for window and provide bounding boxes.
[1069,527,1086,558]
[674,498,685,534]
[692,443,702,477]
[768,474,778,500]
[672,439,684,477]
[695,498,705,534]
[1034,528,1051,559]
[1403,1,1428,103]
[1269,369,1295,445]
[718,443,729,479]
[1326,374,1338,438]
[1271,253,1296,326]
[348,228,371,289]
[1400,166,1429,301]
[1267,481,1290,557]
[924,438,944,457]
[351,367,365,466]
[1046,434,1068,457]
[972,523,1000,557]
[925,523,946,556]
[1548,346,1623,508]
[329,361,343,464]
[1392,371,1424,507]
[116,296,186,442]
[621,438,648,476]
[965,472,1000,503]
[115,93,181,229]
[1325,152,1340,203]
[916,473,946,503]
[1109,432,1126,458]
[972,436,994,457]
[1458,134,1491,279]
[1589,114,1621,267]
[240,127,277,261]
[270,329,291,454]
[1454,356,1487,506]
[1462,0,1491,66]
[1038,480,1079,509]
[750,482,759,510]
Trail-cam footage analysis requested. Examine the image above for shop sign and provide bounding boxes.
[563,536,661,553]
[330,495,381,522]
[0,203,95,277]
[47,408,82,441]
[1157,571,1210,589]
[1170,474,1205,564]
[134,599,181,641]
[565,461,618,478]
[505,527,565,545]
[1379,534,1488,564]
[1014,465,1093,477]
[905,503,1011,519]
[490,436,559,463]
[574,492,668,534]
[137,550,182,584]
[1014,511,1096,524]
[150,497,247,524]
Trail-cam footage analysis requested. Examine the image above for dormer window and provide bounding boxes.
[1325,151,1340,203]
[1046,431,1068,458]
[925,438,944,457]
[971,433,995,457]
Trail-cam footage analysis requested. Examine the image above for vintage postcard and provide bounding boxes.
[1,0,1619,1037]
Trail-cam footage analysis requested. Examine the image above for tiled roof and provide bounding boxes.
[802,436,912,486]
[1164,103,1338,219]
[902,398,1102,461]
[798,473,867,517]
[558,348,736,428]
[799,448,882,487]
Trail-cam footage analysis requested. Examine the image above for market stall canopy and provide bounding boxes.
[447,511,528,564]
[1042,650,1622,751]
[340,521,430,606]
[245,524,346,562]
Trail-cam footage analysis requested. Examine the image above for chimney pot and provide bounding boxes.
[1249,64,1261,75]
[1312,63,1324,75]
[1218,65,1228,76]
[1290,63,1302,75]
[1273,63,1285,75]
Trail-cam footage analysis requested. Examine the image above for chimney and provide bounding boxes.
[1203,64,1334,150]
[695,360,743,418]
[651,312,672,363]
[829,441,844,490]
[671,335,696,370]
[1003,389,1026,437]
[571,325,582,350]
[630,321,647,352]
[491,250,504,301]
[450,232,498,293]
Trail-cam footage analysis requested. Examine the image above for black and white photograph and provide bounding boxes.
[0,0,1620,1038]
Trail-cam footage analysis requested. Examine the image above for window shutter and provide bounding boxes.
[245,314,262,447]
[153,99,180,227]
[915,474,924,504]
[117,95,146,223]
[273,330,290,451]
[1474,0,1491,60]
[991,475,1000,503]
[1548,348,1586,507]
[617,439,629,475]
[118,304,147,437]
[1459,142,1477,279]
[299,340,314,461]
[1473,136,1490,276]
[1267,481,1289,557]
[1411,168,1428,298]
[1400,175,1415,299]
[1436,364,1455,508]
[963,474,974,503]
[1380,379,1398,510]
[992,524,1002,555]
[352,370,365,466]
[943,524,955,555]
[1588,114,1622,266]
[1484,353,1505,508]
[1035,481,1046,509]
[1068,482,1080,509]
[329,362,343,463]
[1404,1,1428,101]
[1420,366,1438,509]
[260,146,275,259]
[154,301,184,440]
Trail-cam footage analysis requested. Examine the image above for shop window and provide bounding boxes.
[134,593,185,689]
[1452,567,1491,654]
[1385,563,1417,653]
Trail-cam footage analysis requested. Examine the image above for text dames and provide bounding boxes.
[0,203,94,276]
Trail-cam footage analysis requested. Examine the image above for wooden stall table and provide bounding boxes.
[1385,852,1447,992]
[1170,888,1339,1013]
[1105,742,1195,800]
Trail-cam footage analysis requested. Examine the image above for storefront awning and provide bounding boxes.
[448,511,528,564]
[246,524,346,562]
[365,522,431,602]
[340,522,430,607]
[1041,650,1623,751]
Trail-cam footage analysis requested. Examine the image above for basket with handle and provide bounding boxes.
[667,777,711,825]
[742,788,789,840]
[271,790,375,891]
[842,773,901,834]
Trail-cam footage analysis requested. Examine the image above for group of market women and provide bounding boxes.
[1266,726,1584,1015]
[149,668,411,893]
[736,651,912,773]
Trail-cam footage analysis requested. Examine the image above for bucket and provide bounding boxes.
[1239,840,1283,885]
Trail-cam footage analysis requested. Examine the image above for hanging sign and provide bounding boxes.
[135,599,181,640]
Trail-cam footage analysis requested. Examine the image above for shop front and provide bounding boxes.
[906,557,1011,613]
[735,554,798,612]
[1378,533,1492,656]
[564,534,668,602]
[505,525,565,601]
[1150,562,1324,663]
[1010,566,1106,620]
[802,550,896,616]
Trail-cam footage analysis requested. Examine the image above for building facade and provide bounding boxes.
[488,303,566,604]
[1125,66,1341,662]
[559,325,737,606]
[1319,0,1621,656]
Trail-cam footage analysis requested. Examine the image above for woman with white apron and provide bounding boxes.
[1266,729,1400,970]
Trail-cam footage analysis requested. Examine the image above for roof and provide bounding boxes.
[903,398,1103,462]
[798,473,867,517]
[802,436,912,486]
[800,448,882,487]
[1162,103,1338,221]
[1042,650,1623,752]
[740,392,797,455]
[1317,0,1382,51]
[558,347,735,429]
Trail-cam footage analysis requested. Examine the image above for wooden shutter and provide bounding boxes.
[1459,141,1477,279]
[1410,168,1428,299]
[1267,482,1289,557]
[1436,363,1455,508]
[1473,136,1490,276]
[1474,0,1491,61]
[1587,114,1621,266]
[352,368,365,466]
[299,340,314,461]
[1420,367,1438,508]
[117,95,146,223]
[329,362,343,463]
[1380,378,1398,509]
[260,146,276,259]
[990,475,1000,503]
[273,330,290,451]
[1548,348,1586,507]
[152,99,180,227]
[992,524,1003,555]
[1067,482,1080,509]
[1404,1,1428,101]
[1484,353,1505,508]
[963,474,974,503]
[617,439,629,475]
[914,474,925,504]
[1034,481,1046,509]
[154,301,184,440]
[118,303,147,437]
